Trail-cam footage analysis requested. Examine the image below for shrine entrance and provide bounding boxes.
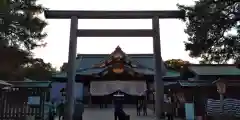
[90,80,147,105]
[44,10,185,120]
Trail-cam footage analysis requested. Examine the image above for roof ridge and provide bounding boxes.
[189,64,236,66]
[76,53,154,56]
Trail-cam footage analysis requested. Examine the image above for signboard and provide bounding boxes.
[185,103,195,120]
[28,96,40,105]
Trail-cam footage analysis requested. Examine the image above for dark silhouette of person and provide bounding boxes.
[73,99,84,120]
[166,102,174,120]
[136,99,142,116]
[114,98,123,120]
[114,91,124,120]
[49,102,55,120]
[57,100,65,120]
[142,99,147,116]
[104,95,108,108]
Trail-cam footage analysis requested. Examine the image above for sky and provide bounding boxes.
[34,0,198,69]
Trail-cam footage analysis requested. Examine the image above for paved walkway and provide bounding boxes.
[55,108,155,120]
[55,108,182,120]
[83,108,156,120]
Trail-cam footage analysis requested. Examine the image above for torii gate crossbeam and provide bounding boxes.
[45,10,185,19]
[44,10,185,120]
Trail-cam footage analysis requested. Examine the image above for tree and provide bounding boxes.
[0,0,47,50]
[178,0,240,63]
[0,47,56,81]
[21,58,56,81]
[164,59,190,71]
[0,0,7,9]
[0,46,31,80]
[60,63,68,72]
[0,0,51,80]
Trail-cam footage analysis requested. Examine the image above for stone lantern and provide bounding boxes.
[213,78,227,113]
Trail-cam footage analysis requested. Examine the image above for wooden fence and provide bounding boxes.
[0,84,50,120]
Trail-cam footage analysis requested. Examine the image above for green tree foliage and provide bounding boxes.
[0,0,47,50]
[60,63,68,72]
[0,0,55,81]
[21,58,56,81]
[164,59,190,71]
[0,0,7,9]
[178,0,240,63]
[0,46,31,80]
[0,46,56,81]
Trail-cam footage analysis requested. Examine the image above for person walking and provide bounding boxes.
[136,99,142,116]
[73,99,84,120]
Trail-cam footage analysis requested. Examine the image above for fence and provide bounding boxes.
[0,82,50,120]
[206,98,240,117]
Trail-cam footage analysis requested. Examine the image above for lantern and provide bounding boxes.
[213,78,227,113]
[112,63,124,74]
[213,78,227,94]
[112,68,124,73]
[216,81,226,94]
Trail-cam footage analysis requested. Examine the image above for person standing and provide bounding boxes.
[57,100,65,120]
[136,99,141,116]
[114,95,123,120]
[165,98,174,120]
[99,97,103,109]
[142,98,147,116]
[114,100,123,120]
[73,99,84,120]
[49,102,55,120]
[104,95,108,108]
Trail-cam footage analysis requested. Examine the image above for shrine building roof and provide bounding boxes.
[188,64,240,76]
[53,46,180,78]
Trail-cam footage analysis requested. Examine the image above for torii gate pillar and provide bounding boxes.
[45,10,185,120]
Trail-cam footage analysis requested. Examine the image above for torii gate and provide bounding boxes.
[44,10,185,120]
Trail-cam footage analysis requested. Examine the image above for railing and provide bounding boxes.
[0,87,48,120]
[207,98,240,117]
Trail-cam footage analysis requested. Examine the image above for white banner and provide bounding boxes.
[90,81,147,96]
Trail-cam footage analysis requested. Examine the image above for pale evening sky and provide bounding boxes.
[34,0,198,69]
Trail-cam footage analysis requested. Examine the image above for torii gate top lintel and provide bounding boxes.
[44,10,185,19]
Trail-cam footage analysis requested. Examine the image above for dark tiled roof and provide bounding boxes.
[76,68,104,75]
[188,64,240,76]
[9,81,51,88]
[0,80,12,86]
[164,70,180,77]
[75,54,158,70]
[178,80,240,87]
[60,53,170,76]
[164,81,178,86]
[178,80,213,87]
[53,46,180,78]
[52,68,180,78]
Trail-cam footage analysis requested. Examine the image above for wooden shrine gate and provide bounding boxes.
[0,82,50,120]
[45,10,185,120]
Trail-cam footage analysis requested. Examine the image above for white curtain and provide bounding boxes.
[90,81,147,96]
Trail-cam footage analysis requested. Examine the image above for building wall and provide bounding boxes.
[50,82,84,104]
